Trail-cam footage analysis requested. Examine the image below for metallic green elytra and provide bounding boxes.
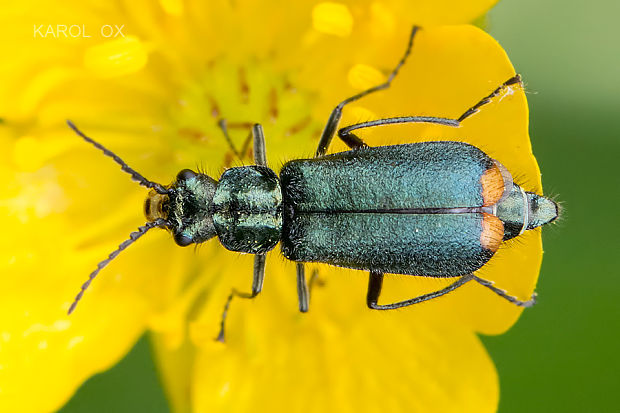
[279,141,557,276]
[67,26,559,342]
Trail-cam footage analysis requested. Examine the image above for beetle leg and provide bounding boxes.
[217,254,267,342]
[315,26,420,157]
[339,131,368,150]
[332,76,522,150]
[218,120,267,166]
[457,74,523,122]
[217,119,258,162]
[251,123,268,166]
[471,274,537,307]
[217,118,242,160]
[296,263,310,312]
[337,116,459,148]
[366,272,474,310]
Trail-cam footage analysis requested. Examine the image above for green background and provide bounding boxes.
[60,1,620,412]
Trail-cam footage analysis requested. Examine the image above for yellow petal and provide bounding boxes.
[151,333,195,413]
[312,2,355,37]
[161,0,184,17]
[84,36,149,78]
[189,284,499,412]
[348,63,385,90]
[0,1,542,412]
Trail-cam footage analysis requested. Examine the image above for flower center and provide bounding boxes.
[167,59,322,170]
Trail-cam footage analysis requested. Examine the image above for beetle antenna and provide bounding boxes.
[471,274,537,307]
[66,120,169,194]
[67,218,168,315]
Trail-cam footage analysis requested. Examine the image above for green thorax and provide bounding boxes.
[212,166,282,254]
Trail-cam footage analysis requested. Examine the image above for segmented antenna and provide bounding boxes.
[67,218,168,314]
[66,120,169,194]
[471,274,537,307]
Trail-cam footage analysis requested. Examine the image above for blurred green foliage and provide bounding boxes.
[60,1,619,412]
[485,1,619,412]
[60,336,167,413]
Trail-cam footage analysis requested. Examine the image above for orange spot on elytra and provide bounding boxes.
[480,164,505,206]
[480,213,503,252]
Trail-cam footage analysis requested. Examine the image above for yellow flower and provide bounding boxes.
[0,1,544,412]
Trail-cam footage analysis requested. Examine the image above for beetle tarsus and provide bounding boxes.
[216,254,266,341]
[457,74,524,122]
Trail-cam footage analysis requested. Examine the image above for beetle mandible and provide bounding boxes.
[66,26,558,341]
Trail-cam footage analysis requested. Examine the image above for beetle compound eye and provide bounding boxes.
[176,169,197,182]
[174,232,193,247]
